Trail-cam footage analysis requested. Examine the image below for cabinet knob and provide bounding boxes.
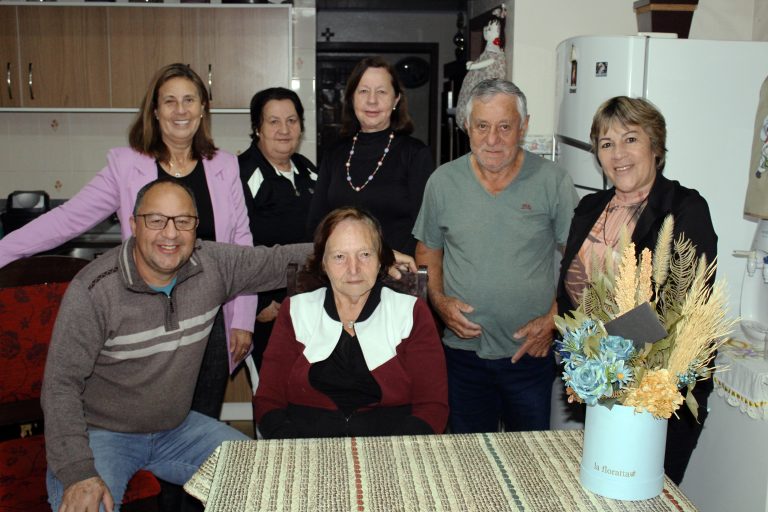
[5,62,11,101]
[28,62,34,101]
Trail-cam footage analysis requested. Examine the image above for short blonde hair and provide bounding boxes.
[590,96,667,172]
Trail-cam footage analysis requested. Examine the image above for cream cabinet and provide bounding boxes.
[0,5,291,110]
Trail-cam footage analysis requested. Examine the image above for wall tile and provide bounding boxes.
[293,7,317,50]
[293,78,316,111]
[210,113,251,140]
[293,48,316,80]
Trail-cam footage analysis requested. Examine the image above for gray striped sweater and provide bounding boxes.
[41,238,310,488]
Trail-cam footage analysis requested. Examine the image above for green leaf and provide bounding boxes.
[684,385,700,420]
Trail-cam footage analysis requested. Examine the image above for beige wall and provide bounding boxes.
[0,6,316,200]
[690,0,758,40]
[509,0,763,137]
[756,0,768,40]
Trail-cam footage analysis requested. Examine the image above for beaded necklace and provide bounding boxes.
[345,131,395,192]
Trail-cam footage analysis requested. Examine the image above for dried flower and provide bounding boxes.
[614,245,638,314]
[555,215,734,419]
[624,369,683,419]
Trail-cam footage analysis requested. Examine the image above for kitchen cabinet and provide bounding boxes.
[0,5,291,111]
[0,8,20,108]
[16,6,110,107]
[195,7,291,109]
[108,7,198,109]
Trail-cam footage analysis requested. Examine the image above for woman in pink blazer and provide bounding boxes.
[0,64,256,420]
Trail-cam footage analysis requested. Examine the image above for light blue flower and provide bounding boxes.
[599,335,635,360]
[676,361,701,388]
[559,319,601,357]
[610,359,634,388]
[562,352,586,375]
[559,331,583,355]
[566,358,612,406]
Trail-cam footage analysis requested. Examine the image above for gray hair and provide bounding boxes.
[464,79,528,128]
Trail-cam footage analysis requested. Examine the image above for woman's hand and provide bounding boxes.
[256,301,281,323]
[229,328,253,364]
[389,250,418,279]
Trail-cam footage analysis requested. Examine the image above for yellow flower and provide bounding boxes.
[623,369,683,419]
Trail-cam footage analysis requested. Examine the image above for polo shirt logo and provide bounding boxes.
[521,202,532,210]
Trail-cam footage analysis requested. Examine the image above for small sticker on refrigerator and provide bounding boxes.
[596,62,608,77]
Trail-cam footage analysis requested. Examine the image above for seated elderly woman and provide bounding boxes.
[253,207,448,438]
[556,96,717,485]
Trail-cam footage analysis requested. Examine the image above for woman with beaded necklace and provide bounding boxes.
[307,57,435,256]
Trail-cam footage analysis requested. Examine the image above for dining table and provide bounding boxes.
[184,429,697,511]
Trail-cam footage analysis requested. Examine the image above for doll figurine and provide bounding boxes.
[456,4,507,130]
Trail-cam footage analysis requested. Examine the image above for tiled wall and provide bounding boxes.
[0,5,317,200]
[292,5,317,165]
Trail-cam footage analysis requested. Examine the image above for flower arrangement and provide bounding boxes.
[555,215,734,419]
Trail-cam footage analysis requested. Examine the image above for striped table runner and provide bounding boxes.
[184,430,696,511]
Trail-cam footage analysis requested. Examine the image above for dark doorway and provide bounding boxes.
[316,42,439,165]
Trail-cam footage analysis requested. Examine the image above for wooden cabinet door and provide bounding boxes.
[195,7,290,109]
[17,6,109,107]
[0,7,21,108]
[108,7,198,108]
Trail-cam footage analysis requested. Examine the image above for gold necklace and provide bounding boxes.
[168,156,193,178]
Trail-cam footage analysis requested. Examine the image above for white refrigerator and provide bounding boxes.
[554,35,768,512]
[554,34,768,322]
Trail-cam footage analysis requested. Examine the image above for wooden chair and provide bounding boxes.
[0,256,161,511]
[285,263,429,300]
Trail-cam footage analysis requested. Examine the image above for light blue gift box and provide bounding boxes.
[580,403,668,500]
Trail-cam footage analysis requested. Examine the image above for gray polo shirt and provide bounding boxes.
[413,151,577,358]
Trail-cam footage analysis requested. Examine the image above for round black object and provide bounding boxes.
[395,57,430,89]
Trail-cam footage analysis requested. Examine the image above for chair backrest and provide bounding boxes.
[0,255,89,287]
[0,256,161,510]
[0,256,89,409]
[286,263,428,300]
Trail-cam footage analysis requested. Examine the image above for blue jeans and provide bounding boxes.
[444,345,555,433]
[47,411,248,512]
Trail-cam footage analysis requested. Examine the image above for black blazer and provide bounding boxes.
[556,173,718,316]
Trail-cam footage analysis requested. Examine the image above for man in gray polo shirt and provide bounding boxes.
[413,78,577,433]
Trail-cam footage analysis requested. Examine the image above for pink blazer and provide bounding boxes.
[0,147,257,371]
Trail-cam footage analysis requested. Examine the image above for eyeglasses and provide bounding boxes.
[135,214,199,231]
